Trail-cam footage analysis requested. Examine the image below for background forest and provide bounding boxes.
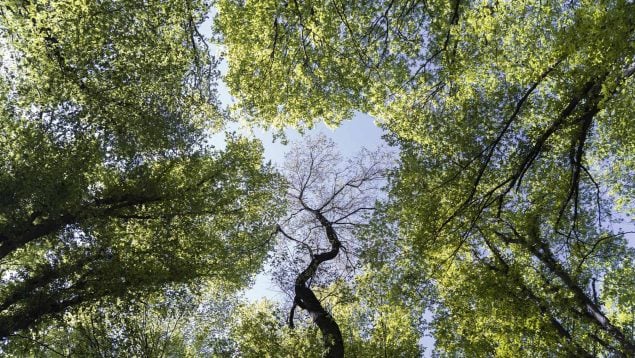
[0,0,634,357]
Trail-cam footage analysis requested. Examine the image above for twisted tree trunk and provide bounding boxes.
[288,209,344,358]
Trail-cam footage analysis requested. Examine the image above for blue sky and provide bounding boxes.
[243,112,389,301]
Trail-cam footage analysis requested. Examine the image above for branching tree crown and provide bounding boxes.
[0,0,282,341]
[273,135,392,357]
[218,0,635,355]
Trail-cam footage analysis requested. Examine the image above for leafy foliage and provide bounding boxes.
[0,0,282,341]
[218,0,635,355]
[230,277,421,358]
[4,285,240,357]
[2,0,634,355]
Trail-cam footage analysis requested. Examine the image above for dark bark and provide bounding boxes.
[288,209,344,358]
[0,295,84,340]
[481,234,596,357]
[293,285,344,358]
[0,213,75,260]
[525,239,635,355]
[497,227,635,355]
[0,254,106,339]
[0,192,164,261]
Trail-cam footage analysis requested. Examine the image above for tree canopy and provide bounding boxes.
[0,0,280,342]
[218,0,635,356]
[2,0,635,356]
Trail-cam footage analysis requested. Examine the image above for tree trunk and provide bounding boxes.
[288,209,345,357]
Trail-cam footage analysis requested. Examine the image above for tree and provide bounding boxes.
[217,1,635,355]
[229,300,324,357]
[0,0,281,340]
[4,284,240,357]
[272,135,391,357]
[215,0,425,129]
[230,279,422,358]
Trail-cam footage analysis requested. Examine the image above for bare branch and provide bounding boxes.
[271,134,394,357]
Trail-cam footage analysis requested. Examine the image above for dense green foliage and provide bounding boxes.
[218,0,635,356]
[2,0,634,356]
[5,285,240,357]
[6,278,421,357]
[230,278,421,358]
[0,0,280,343]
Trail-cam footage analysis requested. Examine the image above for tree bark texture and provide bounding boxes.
[288,209,344,358]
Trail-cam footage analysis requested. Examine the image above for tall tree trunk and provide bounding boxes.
[288,209,344,358]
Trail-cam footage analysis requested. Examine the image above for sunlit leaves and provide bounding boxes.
[230,277,421,358]
[218,0,635,355]
[0,0,283,341]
